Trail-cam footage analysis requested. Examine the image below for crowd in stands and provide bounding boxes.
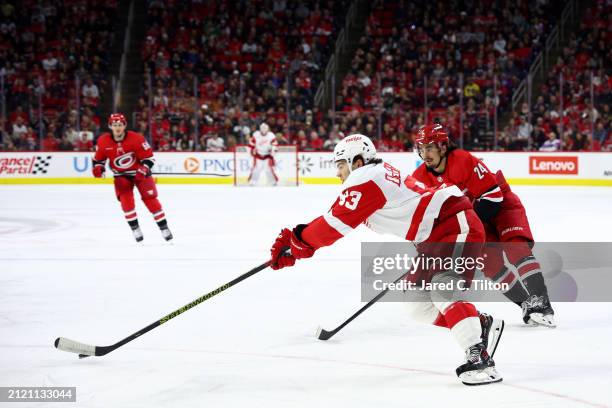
[134,0,349,151]
[335,0,564,150]
[0,0,117,151]
[502,1,611,151]
[1,0,609,153]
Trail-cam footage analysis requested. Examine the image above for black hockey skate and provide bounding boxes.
[522,294,556,328]
[456,343,502,386]
[479,313,504,358]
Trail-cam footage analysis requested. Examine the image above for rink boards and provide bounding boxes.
[0,151,611,186]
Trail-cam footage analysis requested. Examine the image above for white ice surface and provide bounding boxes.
[1,184,612,408]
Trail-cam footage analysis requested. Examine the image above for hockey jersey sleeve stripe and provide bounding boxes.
[480,196,503,203]
[301,216,344,249]
[405,193,434,241]
[479,186,503,202]
[323,212,353,236]
[407,186,465,242]
[142,158,155,169]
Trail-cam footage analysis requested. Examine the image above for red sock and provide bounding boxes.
[442,301,479,329]
[119,193,137,222]
[143,197,165,222]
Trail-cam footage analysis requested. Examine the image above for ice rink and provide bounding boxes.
[1,183,612,408]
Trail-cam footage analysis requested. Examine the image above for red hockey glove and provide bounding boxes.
[134,164,151,182]
[270,225,315,270]
[92,164,105,178]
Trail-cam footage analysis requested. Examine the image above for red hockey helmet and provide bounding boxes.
[415,123,449,146]
[108,113,127,127]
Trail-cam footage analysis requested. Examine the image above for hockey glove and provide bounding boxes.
[134,164,151,182]
[270,224,315,270]
[92,164,105,178]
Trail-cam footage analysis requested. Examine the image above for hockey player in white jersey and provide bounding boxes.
[269,134,505,385]
[248,123,279,186]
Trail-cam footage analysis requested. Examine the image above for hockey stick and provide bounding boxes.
[316,271,409,341]
[152,172,231,177]
[55,259,272,358]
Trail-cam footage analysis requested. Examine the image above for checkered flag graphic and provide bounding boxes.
[32,155,52,174]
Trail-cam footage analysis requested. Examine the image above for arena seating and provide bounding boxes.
[1,0,118,151]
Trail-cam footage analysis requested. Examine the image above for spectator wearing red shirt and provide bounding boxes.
[74,133,94,151]
[41,133,59,151]
[9,106,29,125]
[308,131,324,150]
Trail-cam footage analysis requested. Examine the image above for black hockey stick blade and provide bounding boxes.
[316,326,337,341]
[54,259,272,358]
[316,270,409,341]
[315,297,374,341]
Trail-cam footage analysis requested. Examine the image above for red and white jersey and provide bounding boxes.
[93,131,154,176]
[249,131,277,157]
[412,149,503,204]
[301,161,471,249]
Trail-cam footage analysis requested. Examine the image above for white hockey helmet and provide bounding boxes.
[333,134,377,168]
[259,122,269,134]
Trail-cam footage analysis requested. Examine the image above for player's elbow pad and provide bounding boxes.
[474,199,501,223]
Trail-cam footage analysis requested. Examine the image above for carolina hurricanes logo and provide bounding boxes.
[113,152,136,169]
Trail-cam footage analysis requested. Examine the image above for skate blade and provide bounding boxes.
[528,313,557,328]
[460,367,503,386]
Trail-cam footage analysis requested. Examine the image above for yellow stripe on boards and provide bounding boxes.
[300,177,341,184]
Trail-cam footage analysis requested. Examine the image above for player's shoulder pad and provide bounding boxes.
[127,130,146,141]
[449,148,476,163]
[343,163,385,190]
[412,162,427,179]
[96,132,112,144]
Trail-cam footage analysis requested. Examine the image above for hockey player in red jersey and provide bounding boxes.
[412,124,555,327]
[269,134,505,386]
[92,113,173,242]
